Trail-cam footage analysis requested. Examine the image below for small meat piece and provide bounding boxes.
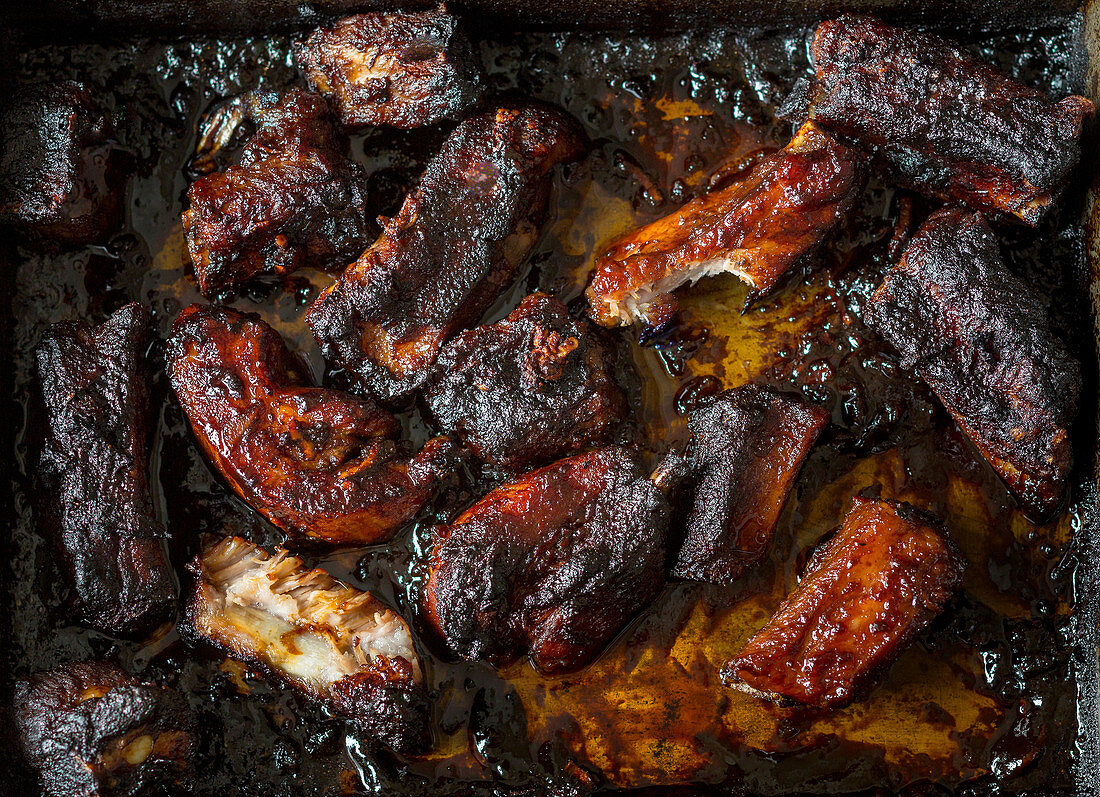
[14,660,194,797]
[865,208,1079,519]
[167,304,454,545]
[585,121,869,328]
[794,15,1093,225]
[723,497,963,707]
[0,81,131,243]
[36,303,176,635]
[672,385,829,585]
[187,536,429,754]
[422,446,670,674]
[423,292,626,471]
[182,89,372,296]
[294,5,483,129]
[308,102,585,403]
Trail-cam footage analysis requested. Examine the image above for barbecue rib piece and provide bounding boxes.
[167,304,454,544]
[307,102,585,403]
[294,5,483,129]
[182,89,373,296]
[865,208,1080,519]
[422,446,670,674]
[0,81,131,243]
[672,385,829,586]
[723,498,963,708]
[423,292,626,471]
[14,660,194,797]
[585,121,869,328]
[187,536,429,754]
[35,303,176,635]
[791,15,1094,225]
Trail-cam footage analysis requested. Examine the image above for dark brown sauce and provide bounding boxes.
[2,19,1096,796]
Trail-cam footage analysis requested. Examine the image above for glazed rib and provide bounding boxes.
[35,303,176,635]
[723,498,963,708]
[187,536,429,754]
[793,15,1094,225]
[585,121,869,328]
[865,207,1080,518]
[167,304,454,544]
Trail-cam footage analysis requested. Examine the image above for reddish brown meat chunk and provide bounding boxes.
[167,304,453,545]
[672,385,829,585]
[294,5,483,129]
[35,303,176,635]
[423,292,626,471]
[865,208,1079,519]
[182,89,372,296]
[307,102,585,403]
[585,121,869,328]
[422,446,669,674]
[791,15,1093,225]
[723,498,963,708]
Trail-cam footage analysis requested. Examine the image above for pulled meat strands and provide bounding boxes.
[673,385,829,586]
[294,5,483,129]
[724,498,963,708]
[187,536,429,754]
[423,446,670,674]
[36,303,176,635]
[423,292,626,472]
[167,304,454,545]
[183,89,372,296]
[0,81,131,243]
[794,15,1093,225]
[585,121,869,328]
[14,660,194,797]
[308,102,585,404]
[865,208,1079,519]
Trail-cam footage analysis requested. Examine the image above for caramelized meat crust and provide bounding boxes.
[186,536,429,754]
[795,15,1093,225]
[35,303,176,635]
[423,292,626,471]
[294,5,483,129]
[864,208,1079,519]
[167,304,454,544]
[585,121,869,328]
[672,385,829,586]
[14,660,194,797]
[723,498,963,708]
[422,446,670,674]
[182,89,372,296]
[307,102,586,403]
[0,81,130,243]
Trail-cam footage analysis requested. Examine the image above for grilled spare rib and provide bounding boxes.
[585,121,869,329]
[167,304,454,545]
[308,102,585,404]
[723,497,963,708]
[36,303,176,635]
[14,660,194,797]
[182,89,372,296]
[791,15,1093,225]
[422,446,670,674]
[1,81,131,243]
[187,536,429,754]
[865,208,1080,519]
[423,292,627,472]
[672,385,829,586]
[294,5,483,129]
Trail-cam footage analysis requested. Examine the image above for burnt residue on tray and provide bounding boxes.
[1,16,1095,797]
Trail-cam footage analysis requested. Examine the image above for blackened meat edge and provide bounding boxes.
[35,303,176,635]
[308,101,585,404]
[792,15,1094,225]
[865,207,1080,519]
